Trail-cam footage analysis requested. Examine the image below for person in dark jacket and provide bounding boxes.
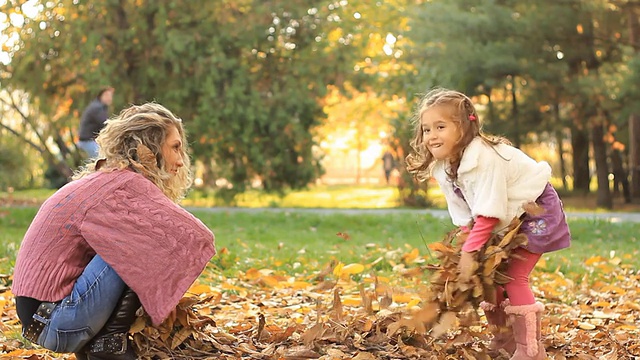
[77,87,114,158]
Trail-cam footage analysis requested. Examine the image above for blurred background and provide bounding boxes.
[1,0,640,210]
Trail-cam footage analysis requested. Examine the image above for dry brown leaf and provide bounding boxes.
[300,322,325,347]
[431,311,458,338]
[329,287,344,321]
[352,352,377,360]
[3,218,640,360]
[522,201,546,216]
[169,327,192,350]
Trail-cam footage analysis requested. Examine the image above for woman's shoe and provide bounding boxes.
[84,287,141,360]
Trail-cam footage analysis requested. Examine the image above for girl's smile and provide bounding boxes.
[421,105,462,160]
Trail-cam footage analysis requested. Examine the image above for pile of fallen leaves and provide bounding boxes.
[111,218,529,359]
[2,231,640,359]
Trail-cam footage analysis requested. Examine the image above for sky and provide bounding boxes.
[0,0,41,65]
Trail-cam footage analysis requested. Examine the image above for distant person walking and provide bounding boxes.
[77,87,114,158]
[382,150,396,185]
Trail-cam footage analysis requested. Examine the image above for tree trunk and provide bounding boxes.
[610,148,631,203]
[356,131,362,185]
[592,121,612,209]
[553,102,568,191]
[630,114,640,200]
[510,76,520,148]
[571,125,590,194]
[628,6,640,200]
[0,115,73,182]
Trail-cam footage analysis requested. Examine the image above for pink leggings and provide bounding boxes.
[494,247,541,306]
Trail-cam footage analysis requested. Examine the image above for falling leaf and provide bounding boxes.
[428,242,456,255]
[522,201,545,216]
[402,248,420,264]
[431,311,458,338]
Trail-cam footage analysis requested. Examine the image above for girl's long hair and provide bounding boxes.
[73,103,193,202]
[406,88,509,183]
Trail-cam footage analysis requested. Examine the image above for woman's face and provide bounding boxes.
[161,126,184,175]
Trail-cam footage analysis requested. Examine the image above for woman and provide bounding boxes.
[12,103,216,359]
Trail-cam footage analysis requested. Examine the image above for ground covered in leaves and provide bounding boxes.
[1,243,639,359]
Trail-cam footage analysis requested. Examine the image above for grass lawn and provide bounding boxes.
[2,182,639,283]
[2,206,640,358]
[2,185,639,358]
[2,207,639,284]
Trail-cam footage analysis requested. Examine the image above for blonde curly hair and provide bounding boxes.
[406,88,508,183]
[73,103,193,202]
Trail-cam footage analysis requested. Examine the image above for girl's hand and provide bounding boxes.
[458,250,477,283]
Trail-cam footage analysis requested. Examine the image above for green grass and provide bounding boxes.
[184,185,405,208]
[2,207,639,284]
[199,210,453,277]
[0,207,38,274]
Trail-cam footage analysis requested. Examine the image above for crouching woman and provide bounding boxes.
[12,103,216,359]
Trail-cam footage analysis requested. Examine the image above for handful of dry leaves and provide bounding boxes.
[404,216,529,338]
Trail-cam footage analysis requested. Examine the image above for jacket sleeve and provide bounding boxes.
[466,149,510,221]
[80,176,215,325]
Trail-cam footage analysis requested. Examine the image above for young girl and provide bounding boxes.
[406,88,570,360]
[13,103,216,359]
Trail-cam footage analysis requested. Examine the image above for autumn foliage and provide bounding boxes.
[390,218,528,345]
[1,223,640,359]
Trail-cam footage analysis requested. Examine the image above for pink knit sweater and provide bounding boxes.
[12,169,216,325]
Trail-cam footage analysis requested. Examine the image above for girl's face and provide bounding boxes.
[161,126,184,175]
[420,105,462,161]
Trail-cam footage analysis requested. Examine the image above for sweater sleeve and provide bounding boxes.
[462,215,499,252]
[80,175,215,325]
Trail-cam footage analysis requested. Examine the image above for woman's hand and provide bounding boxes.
[168,306,178,323]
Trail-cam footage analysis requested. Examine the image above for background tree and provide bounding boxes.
[399,0,637,208]
[0,0,366,196]
[2,0,640,208]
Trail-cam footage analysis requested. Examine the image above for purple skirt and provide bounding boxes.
[519,183,571,254]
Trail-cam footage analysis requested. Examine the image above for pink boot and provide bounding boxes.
[480,300,516,356]
[504,302,547,360]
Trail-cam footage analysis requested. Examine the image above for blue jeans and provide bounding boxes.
[35,255,126,353]
[77,140,99,158]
